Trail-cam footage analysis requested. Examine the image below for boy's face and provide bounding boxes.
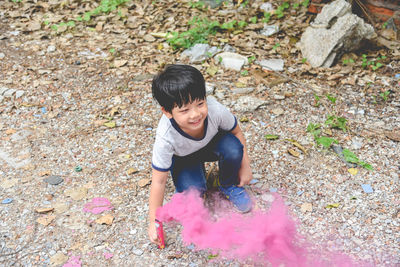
[162,98,208,137]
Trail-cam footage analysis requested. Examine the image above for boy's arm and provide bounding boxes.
[148,168,168,244]
[231,123,253,187]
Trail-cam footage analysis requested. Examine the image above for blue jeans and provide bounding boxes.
[171,132,243,193]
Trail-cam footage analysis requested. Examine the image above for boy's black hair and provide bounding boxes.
[152,64,206,113]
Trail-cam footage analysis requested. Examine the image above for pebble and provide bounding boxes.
[132,248,144,256]
[0,52,5,59]
[47,45,56,53]
[43,175,64,185]
[1,198,13,204]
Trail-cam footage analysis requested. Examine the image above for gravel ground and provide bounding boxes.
[1,1,400,266]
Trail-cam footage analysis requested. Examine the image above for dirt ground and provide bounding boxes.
[0,0,399,266]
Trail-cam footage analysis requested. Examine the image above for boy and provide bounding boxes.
[148,64,253,246]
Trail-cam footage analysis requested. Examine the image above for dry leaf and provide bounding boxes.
[286,139,308,155]
[386,130,400,142]
[348,168,358,175]
[35,207,54,213]
[95,214,114,225]
[300,202,312,213]
[127,168,138,175]
[50,252,68,265]
[65,187,88,201]
[138,178,151,187]
[288,149,300,157]
[37,215,56,226]
[114,60,127,68]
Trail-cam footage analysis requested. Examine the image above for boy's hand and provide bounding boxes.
[148,221,160,246]
[238,164,253,187]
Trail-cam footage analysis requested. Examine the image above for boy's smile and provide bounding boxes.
[162,99,208,139]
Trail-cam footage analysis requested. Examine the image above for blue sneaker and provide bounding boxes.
[219,185,252,213]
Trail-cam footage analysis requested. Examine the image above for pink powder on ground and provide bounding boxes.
[83,197,113,214]
[62,256,81,267]
[156,190,366,266]
[104,252,113,259]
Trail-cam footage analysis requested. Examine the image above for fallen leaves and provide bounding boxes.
[37,214,56,226]
[95,214,114,225]
[138,178,151,188]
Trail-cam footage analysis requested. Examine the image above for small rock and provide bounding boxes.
[257,59,285,71]
[215,52,247,71]
[271,107,284,115]
[351,137,363,150]
[1,198,13,204]
[50,252,68,265]
[273,95,285,100]
[143,34,156,42]
[15,90,25,98]
[182,44,220,63]
[47,45,56,53]
[260,25,279,36]
[260,2,273,12]
[132,248,143,256]
[44,175,64,185]
[234,96,267,112]
[231,87,254,94]
[0,53,5,59]
[0,87,9,95]
[261,193,275,202]
[206,83,215,95]
[301,202,313,213]
[3,89,16,97]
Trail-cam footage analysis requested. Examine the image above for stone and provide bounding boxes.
[15,90,24,98]
[181,44,220,63]
[132,248,143,256]
[3,89,16,97]
[143,34,156,42]
[0,52,5,59]
[231,87,254,94]
[301,202,313,213]
[10,130,32,141]
[0,87,9,95]
[257,59,284,71]
[0,96,3,103]
[50,252,68,265]
[298,0,375,68]
[260,3,273,12]
[205,83,215,95]
[43,175,64,185]
[271,107,284,115]
[260,25,279,36]
[47,45,56,53]
[233,96,267,112]
[215,52,248,71]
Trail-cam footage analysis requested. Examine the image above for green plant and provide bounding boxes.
[167,17,220,49]
[238,20,247,28]
[342,58,354,65]
[362,54,386,70]
[302,0,310,7]
[306,123,338,149]
[342,149,373,170]
[241,70,249,76]
[301,57,307,64]
[248,55,256,64]
[275,2,290,19]
[11,0,22,2]
[382,21,388,29]
[313,93,320,107]
[325,94,336,104]
[76,0,130,22]
[272,43,280,50]
[324,115,347,132]
[221,20,237,30]
[240,0,249,7]
[189,0,206,10]
[250,16,257,24]
[379,90,390,101]
[262,12,271,23]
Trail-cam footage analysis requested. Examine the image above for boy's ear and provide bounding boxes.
[161,107,173,119]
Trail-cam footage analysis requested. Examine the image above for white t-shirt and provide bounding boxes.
[152,96,237,171]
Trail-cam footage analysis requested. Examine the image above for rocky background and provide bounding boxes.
[0,0,399,266]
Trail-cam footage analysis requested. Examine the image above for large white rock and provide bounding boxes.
[299,0,375,68]
[215,52,248,71]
